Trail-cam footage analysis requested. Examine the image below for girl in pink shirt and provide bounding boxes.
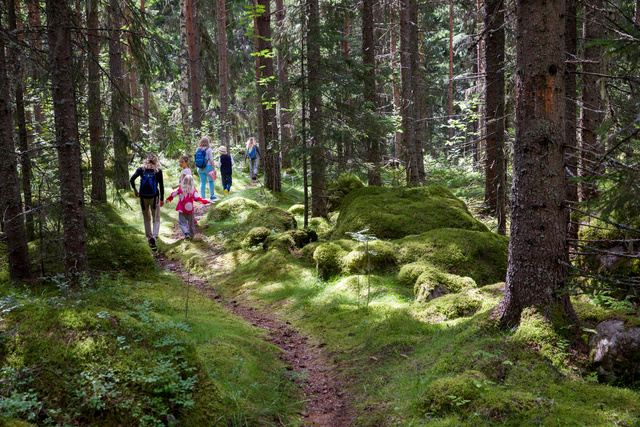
[165,175,209,238]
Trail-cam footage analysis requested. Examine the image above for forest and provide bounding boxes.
[1,0,640,425]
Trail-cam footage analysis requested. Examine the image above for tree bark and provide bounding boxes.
[47,0,89,280]
[87,0,107,203]
[187,0,202,132]
[579,0,605,202]
[565,0,578,242]
[141,0,149,131]
[180,0,191,145]
[495,0,576,327]
[390,3,401,160]
[0,25,31,280]
[308,0,327,217]
[399,0,418,184]
[448,0,454,141]
[363,0,381,186]
[217,0,229,148]
[256,0,281,192]
[8,0,34,240]
[275,0,291,169]
[409,0,425,180]
[484,0,506,234]
[27,0,44,139]
[109,0,129,190]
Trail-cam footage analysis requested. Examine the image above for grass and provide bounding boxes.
[2,160,640,425]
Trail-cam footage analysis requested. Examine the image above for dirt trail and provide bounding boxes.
[156,199,356,426]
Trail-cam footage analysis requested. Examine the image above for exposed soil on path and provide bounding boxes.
[155,200,356,426]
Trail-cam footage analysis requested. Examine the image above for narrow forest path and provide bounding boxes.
[156,194,356,426]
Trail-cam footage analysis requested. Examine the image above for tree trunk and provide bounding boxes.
[448,0,454,141]
[390,3,401,160]
[141,0,149,131]
[308,0,327,217]
[495,0,576,327]
[565,0,578,242]
[579,0,605,202]
[180,0,191,145]
[217,0,229,148]
[256,0,281,192]
[400,0,418,184]
[109,0,129,190]
[87,0,106,203]
[363,0,381,186]
[0,26,31,280]
[27,0,44,139]
[8,0,34,240]
[484,0,506,234]
[475,0,484,168]
[47,0,89,281]
[187,0,202,132]
[410,0,425,180]
[275,0,291,169]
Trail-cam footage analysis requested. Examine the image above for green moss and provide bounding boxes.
[422,289,484,319]
[397,262,432,287]
[396,228,508,286]
[243,227,272,247]
[308,217,334,238]
[343,240,397,274]
[204,197,262,223]
[416,370,487,414]
[288,204,305,215]
[332,185,489,240]
[326,173,366,212]
[242,207,297,232]
[414,267,477,302]
[312,240,356,279]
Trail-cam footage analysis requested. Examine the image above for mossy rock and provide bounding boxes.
[264,229,318,252]
[85,204,155,277]
[331,185,489,240]
[417,370,488,414]
[326,173,366,212]
[396,228,508,286]
[288,204,305,215]
[205,197,262,222]
[283,167,297,176]
[308,217,334,239]
[397,262,432,287]
[242,206,297,232]
[342,240,397,274]
[414,266,477,302]
[243,227,272,247]
[422,288,484,319]
[312,240,356,279]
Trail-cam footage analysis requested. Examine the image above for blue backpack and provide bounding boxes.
[139,169,157,198]
[194,149,207,168]
[248,146,257,160]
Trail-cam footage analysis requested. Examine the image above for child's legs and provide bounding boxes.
[141,198,153,240]
[178,212,191,237]
[207,175,215,197]
[221,175,229,191]
[186,213,195,237]
[151,199,161,239]
[198,171,208,197]
[223,174,232,191]
[251,159,258,178]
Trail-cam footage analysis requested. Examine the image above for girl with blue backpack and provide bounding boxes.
[194,136,217,200]
[244,137,261,181]
[130,154,165,249]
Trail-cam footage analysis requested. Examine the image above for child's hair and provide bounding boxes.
[179,155,189,165]
[198,136,210,149]
[142,154,159,171]
[180,174,196,194]
[245,136,256,149]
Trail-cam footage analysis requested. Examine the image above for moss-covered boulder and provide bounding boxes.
[288,204,305,215]
[243,227,271,247]
[331,185,489,240]
[264,229,318,252]
[242,206,297,232]
[421,288,484,319]
[342,240,397,274]
[414,266,477,302]
[396,228,508,286]
[417,370,488,414]
[204,197,262,223]
[312,240,356,279]
[327,173,366,212]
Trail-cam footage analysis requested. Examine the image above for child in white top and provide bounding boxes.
[172,155,193,190]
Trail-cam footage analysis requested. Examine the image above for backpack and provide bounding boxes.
[194,149,207,168]
[139,169,157,198]
[248,146,256,160]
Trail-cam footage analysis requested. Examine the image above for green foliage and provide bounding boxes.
[331,185,489,240]
[242,206,297,232]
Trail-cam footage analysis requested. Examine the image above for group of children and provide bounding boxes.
[130,136,243,249]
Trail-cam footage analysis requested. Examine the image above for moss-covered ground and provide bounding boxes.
[1,161,640,426]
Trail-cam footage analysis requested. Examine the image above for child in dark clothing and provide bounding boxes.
[217,145,235,195]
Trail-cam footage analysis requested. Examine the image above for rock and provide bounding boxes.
[590,319,640,383]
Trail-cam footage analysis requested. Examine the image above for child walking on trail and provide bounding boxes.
[165,174,210,239]
[172,155,192,190]
[194,136,217,200]
[217,145,235,195]
[244,137,261,181]
[130,154,165,250]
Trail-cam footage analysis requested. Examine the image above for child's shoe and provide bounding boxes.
[224,189,228,196]
[210,196,217,200]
